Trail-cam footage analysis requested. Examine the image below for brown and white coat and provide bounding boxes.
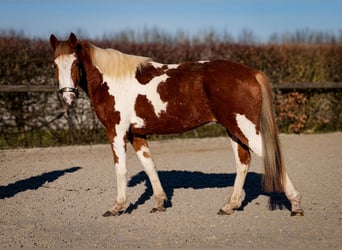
[50,33,303,217]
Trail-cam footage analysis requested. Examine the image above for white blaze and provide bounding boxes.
[54,54,77,106]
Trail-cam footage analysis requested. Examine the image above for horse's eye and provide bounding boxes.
[52,64,57,69]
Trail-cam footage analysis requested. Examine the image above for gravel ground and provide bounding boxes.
[0,133,341,248]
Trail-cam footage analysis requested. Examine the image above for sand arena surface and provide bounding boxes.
[0,133,341,248]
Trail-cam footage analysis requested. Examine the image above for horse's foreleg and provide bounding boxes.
[103,133,129,217]
[129,135,167,213]
[218,138,251,215]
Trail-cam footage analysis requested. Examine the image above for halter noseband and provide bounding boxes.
[58,87,79,97]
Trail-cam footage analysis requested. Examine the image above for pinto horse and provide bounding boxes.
[50,33,303,217]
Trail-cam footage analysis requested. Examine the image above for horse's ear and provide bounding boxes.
[69,32,78,47]
[50,34,59,50]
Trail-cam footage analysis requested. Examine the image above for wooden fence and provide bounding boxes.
[0,85,57,92]
[1,82,341,148]
[0,82,342,92]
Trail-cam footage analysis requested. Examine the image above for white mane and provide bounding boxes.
[89,44,151,80]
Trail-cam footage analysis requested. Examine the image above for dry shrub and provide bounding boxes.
[274,91,308,133]
[0,31,341,147]
[274,90,342,133]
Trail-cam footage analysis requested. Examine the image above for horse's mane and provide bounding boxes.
[89,43,151,80]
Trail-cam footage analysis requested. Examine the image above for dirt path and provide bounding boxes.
[0,133,341,248]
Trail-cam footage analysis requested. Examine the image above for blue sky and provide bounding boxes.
[0,0,341,41]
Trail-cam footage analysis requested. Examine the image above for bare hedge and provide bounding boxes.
[0,32,341,148]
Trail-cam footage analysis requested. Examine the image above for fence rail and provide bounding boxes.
[0,82,342,92]
[0,85,57,92]
[271,82,342,89]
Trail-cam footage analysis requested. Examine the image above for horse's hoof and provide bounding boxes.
[291,210,304,216]
[150,207,166,213]
[103,210,118,217]
[217,209,233,215]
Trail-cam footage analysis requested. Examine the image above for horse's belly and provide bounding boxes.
[131,93,215,135]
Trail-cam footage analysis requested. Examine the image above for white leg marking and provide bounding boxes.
[283,172,304,215]
[236,114,262,157]
[136,146,165,197]
[219,139,250,214]
[284,172,300,199]
[229,139,248,206]
[115,162,127,205]
[136,146,154,170]
[112,133,127,205]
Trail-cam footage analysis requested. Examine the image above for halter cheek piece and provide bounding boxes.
[58,87,79,98]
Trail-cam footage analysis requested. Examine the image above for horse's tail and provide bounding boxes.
[256,72,285,193]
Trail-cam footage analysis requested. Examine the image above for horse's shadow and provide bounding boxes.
[0,166,82,199]
[127,170,291,213]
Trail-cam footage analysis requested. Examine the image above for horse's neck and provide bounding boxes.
[78,65,89,96]
[81,61,116,103]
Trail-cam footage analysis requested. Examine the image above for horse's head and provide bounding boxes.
[50,33,81,107]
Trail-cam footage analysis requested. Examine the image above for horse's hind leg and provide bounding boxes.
[284,172,304,216]
[218,137,251,215]
[129,135,167,213]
